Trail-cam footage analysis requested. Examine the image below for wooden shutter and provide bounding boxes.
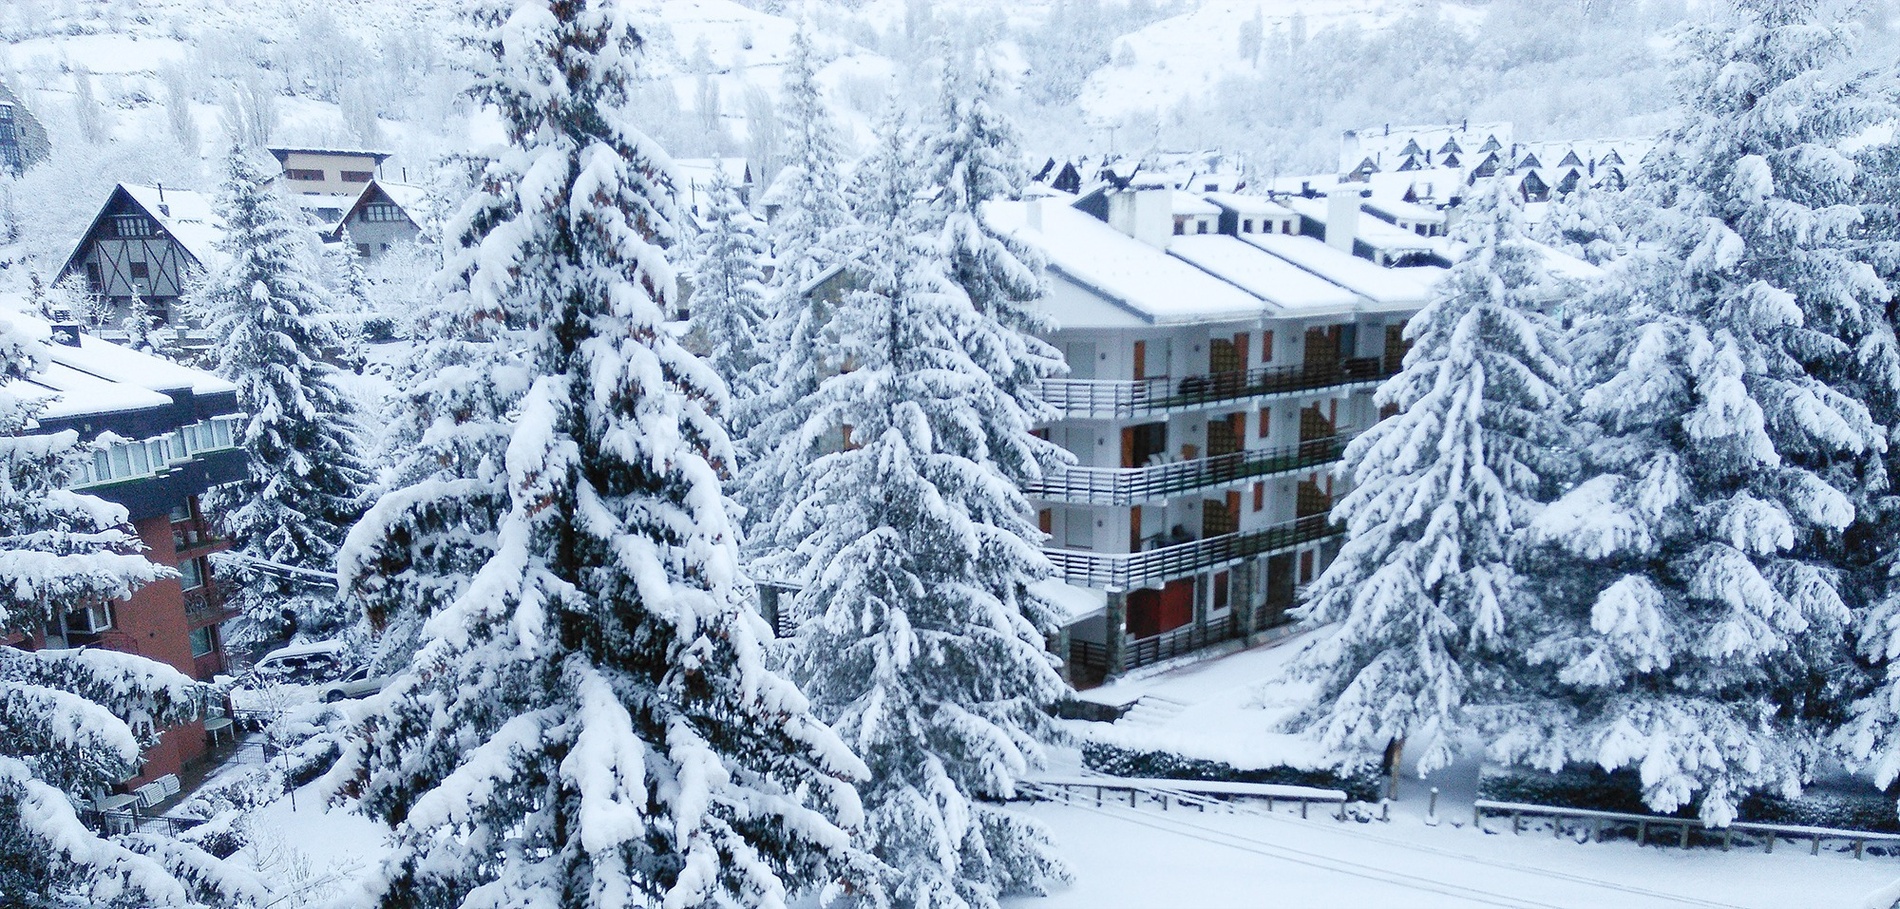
[1261,330,1274,363]
[1133,340,1147,380]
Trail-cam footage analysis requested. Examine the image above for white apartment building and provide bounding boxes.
[983,181,1448,685]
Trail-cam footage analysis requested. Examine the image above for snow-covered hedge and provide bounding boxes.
[1081,740,1383,802]
[1479,766,1900,832]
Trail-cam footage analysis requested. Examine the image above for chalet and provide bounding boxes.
[267,146,392,196]
[327,180,427,259]
[3,309,247,786]
[0,78,49,173]
[57,184,223,325]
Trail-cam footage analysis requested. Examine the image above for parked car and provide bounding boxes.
[315,663,391,703]
[229,639,390,709]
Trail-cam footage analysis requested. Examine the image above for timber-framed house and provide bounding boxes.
[57,184,223,325]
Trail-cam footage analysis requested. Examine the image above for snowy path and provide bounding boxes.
[1007,796,1898,908]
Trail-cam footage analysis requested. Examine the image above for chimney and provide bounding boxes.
[1026,197,1044,231]
[49,323,82,347]
[1106,184,1173,249]
[157,182,164,203]
[1326,187,1361,254]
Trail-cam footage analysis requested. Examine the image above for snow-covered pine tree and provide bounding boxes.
[121,292,157,353]
[0,317,265,909]
[1531,187,1625,266]
[685,164,769,397]
[324,228,374,366]
[199,147,370,643]
[1509,0,1884,824]
[735,26,856,552]
[784,111,1069,909]
[1288,180,1569,776]
[923,56,1069,490]
[348,4,867,907]
[335,225,527,673]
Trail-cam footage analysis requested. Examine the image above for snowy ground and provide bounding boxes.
[217,632,1900,907]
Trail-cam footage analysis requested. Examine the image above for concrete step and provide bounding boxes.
[1118,695,1191,729]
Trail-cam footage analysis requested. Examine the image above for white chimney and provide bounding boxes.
[1326,188,1360,254]
[1026,197,1044,231]
[1107,185,1173,249]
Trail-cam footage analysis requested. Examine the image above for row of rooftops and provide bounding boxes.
[989,179,1598,328]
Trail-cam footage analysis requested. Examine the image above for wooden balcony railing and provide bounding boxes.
[1026,432,1356,506]
[1044,514,1339,590]
[1040,357,1393,419]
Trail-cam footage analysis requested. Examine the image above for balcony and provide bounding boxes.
[1044,514,1340,590]
[1026,432,1356,506]
[1041,357,1393,420]
[183,585,230,623]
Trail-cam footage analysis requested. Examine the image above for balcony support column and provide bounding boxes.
[1053,625,1073,684]
[1233,559,1256,637]
[1103,591,1128,680]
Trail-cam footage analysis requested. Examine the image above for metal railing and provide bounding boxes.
[1041,357,1393,419]
[1069,638,1109,674]
[1026,433,1356,505]
[1124,611,1242,671]
[1474,799,1900,859]
[1044,514,1339,589]
[1026,775,1350,820]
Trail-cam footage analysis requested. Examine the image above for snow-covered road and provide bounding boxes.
[1006,796,1898,909]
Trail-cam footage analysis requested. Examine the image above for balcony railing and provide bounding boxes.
[183,585,227,622]
[1044,514,1339,589]
[1041,357,1393,419]
[1026,432,1357,505]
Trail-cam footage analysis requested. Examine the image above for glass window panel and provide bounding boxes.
[110,445,131,476]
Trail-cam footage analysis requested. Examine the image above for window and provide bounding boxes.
[1172,218,1186,236]
[111,215,157,238]
[286,168,325,181]
[84,263,102,293]
[190,626,216,657]
[66,600,113,633]
[341,170,374,183]
[357,243,372,258]
[363,202,406,222]
[1243,219,1254,233]
[1214,571,1230,610]
[1196,220,1209,234]
[169,503,191,522]
[129,262,150,280]
[1299,550,1315,583]
[179,557,205,590]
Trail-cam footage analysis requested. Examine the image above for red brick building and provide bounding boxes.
[5,317,247,784]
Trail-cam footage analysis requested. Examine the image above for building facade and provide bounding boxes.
[267,147,392,197]
[4,316,247,784]
[327,179,427,259]
[56,184,222,325]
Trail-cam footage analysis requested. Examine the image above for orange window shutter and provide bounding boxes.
[1253,482,1265,512]
[1262,330,1274,363]
[1259,407,1271,438]
[1130,507,1142,552]
[1038,509,1052,534]
[1235,332,1250,364]
[1133,340,1147,380]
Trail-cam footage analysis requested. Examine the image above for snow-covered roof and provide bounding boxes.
[985,201,1264,325]
[1279,196,1443,253]
[1170,191,1221,216]
[1167,236,1362,317]
[1031,577,1106,623]
[1241,233,1444,309]
[117,183,226,267]
[1201,192,1297,217]
[0,305,237,423]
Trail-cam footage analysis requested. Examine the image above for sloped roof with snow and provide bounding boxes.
[116,183,226,266]
[1241,233,1444,309]
[985,201,1265,325]
[1167,236,1362,317]
[0,305,237,424]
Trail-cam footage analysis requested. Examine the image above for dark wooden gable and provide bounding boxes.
[57,185,203,314]
[1558,149,1584,168]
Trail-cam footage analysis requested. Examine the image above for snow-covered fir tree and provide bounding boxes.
[335,241,526,673]
[783,111,1069,909]
[120,292,158,353]
[346,4,867,906]
[685,165,769,397]
[736,26,857,552]
[198,147,370,643]
[923,56,1069,489]
[0,316,265,909]
[1289,180,1569,776]
[1512,0,1883,824]
[1531,187,1625,266]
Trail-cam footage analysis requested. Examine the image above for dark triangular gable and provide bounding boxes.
[1517,152,1542,169]
[1479,134,1503,153]
[1555,169,1582,195]
[1397,155,1421,172]
[56,184,203,283]
[1439,138,1462,156]
[1399,138,1424,157]
[1558,149,1583,168]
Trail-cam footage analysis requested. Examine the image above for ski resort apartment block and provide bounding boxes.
[1,314,247,784]
[980,179,1448,685]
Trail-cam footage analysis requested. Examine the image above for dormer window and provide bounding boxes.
[1173,217,1186,236]
[1243,219,1254,233]
[1196,220,1209,234]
